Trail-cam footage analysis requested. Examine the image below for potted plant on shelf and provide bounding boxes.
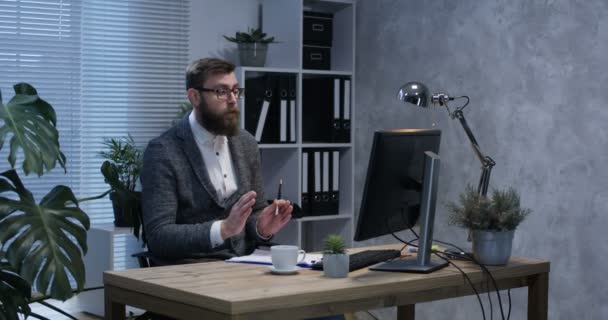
[223,27,277,67]
[0,83,107,319]
[98,135,144,241]
[322,234,349,278]
[446,185,532,265]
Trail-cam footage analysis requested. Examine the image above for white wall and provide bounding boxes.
[189,0,262,62]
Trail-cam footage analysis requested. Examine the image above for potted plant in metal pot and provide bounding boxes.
[223,27,277,67]
[322,234,349,278]
[99,135,144,241]
[446,185,531,265]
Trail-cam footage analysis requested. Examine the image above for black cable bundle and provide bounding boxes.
[390,227,514,320]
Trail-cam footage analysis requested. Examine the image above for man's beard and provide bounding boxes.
[197,101,240,136]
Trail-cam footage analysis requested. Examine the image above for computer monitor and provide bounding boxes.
[354,129,448,273]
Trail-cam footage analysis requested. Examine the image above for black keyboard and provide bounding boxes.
[311,249,402,272]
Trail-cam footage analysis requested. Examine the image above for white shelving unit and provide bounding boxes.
[237,0,356,252]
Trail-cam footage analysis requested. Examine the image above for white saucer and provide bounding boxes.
[268,266,299,275]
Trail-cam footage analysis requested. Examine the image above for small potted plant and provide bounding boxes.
[446,185,531,265]
[99,135,144,240]
[223,27,277,67]
[322,234,349,278]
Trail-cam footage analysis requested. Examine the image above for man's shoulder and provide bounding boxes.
[146,125,180,151]
[234,128,257,145]
[232,129,259,155]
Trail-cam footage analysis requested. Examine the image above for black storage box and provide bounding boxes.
[303,11,333,47]
[303,45,331,70]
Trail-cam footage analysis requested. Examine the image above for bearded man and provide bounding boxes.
[141,58,292,264]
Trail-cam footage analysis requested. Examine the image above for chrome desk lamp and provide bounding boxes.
[397,82,495,196]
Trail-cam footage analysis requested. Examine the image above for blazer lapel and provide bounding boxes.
[175,112,222,206]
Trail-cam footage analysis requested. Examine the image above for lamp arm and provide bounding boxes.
[451,109,496,196]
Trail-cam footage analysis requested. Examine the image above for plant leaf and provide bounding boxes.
[100,161,124,191]
[0,265,31,320]
[0,83,66,177]
[0,169,89,301]
[174,102,192,123]
[223,27,277,43]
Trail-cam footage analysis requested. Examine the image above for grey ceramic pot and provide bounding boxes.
[472,230,515,266]
[323,254,349,278]
[238,42,268,67]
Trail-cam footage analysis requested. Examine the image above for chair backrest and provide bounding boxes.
[131,251,153,268]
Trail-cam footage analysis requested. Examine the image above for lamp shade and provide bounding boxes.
[397,82,430,107]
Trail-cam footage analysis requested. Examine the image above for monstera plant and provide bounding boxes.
[0,83,100,319]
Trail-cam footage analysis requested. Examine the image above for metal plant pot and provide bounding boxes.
[323,254,349,278]
[472,230,515,266]
[237,42,268,67]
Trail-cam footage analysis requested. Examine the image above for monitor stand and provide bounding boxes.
[370,257,448,273]
[371,151,448,274]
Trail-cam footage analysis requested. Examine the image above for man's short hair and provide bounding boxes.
[186,58,236,89]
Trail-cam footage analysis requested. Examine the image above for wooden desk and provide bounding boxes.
[103,245,550,320]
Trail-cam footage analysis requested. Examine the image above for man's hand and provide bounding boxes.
[221,191,257,239]
[257,199,293,238]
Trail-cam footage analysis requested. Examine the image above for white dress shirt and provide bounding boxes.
[189,112,237,247]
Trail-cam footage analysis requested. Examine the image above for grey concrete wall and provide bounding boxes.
[355,0,608,319]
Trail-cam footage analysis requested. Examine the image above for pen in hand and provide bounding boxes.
[275,178,282,216]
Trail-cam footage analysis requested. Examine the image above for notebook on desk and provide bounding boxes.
[226,249,323,268]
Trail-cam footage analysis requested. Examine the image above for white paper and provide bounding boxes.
[226,249,323,268]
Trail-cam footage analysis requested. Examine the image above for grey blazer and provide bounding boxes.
[141,112,267,261]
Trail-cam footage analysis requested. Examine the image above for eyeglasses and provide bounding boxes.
[193,87,245,100]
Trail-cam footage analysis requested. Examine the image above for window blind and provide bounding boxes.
[1,1,188,317]
[0,0,82,197]
[1,0,189,224]
[80,0,189,224]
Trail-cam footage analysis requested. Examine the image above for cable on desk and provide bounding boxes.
[507,289,512,320]
[431,249,487,320]
[389,231,487,320]
[402,218,507,320]
[365,311,380,320]
[486,273,493,320]
[430,237,508,320]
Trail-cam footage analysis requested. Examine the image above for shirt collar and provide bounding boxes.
[188,111,226,147]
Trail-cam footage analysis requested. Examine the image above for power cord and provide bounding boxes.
[486,273,493,320]
[365,310,380,320]
[391,231,487,320]
[430,237,509,320]
[430,248,487,320]
[401,214,508,320]
[507,289,512,320]
[400,203,506,320]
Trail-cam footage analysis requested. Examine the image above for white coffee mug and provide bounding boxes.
[270,245,306,270]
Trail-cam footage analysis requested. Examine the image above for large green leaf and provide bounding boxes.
[0,83,66,177]
[0,169,89,301]
[0,261,31,320]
